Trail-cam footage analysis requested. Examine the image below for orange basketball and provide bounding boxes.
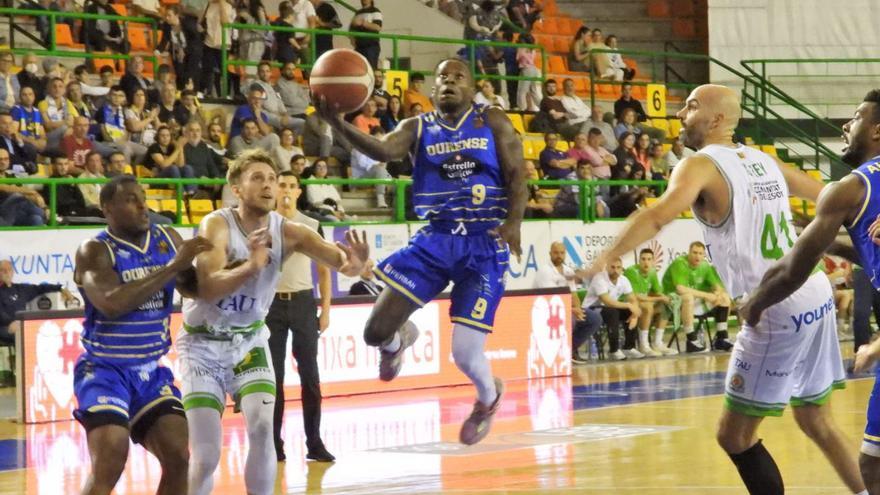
[309,49,375,114]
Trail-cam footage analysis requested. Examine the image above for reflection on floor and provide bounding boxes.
[0,352,873,494]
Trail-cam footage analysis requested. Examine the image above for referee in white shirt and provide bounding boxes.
[268,171,335,462]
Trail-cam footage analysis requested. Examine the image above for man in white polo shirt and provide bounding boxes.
[582,257,641,361]
[267,171,334,463]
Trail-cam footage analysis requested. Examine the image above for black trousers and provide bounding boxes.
[853,268,880,351]
[266,290,323,452]
[356,44,380,69]
[600,307,633,353]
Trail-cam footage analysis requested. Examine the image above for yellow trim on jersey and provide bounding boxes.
[105,228,151,254]
[414,190,458,197]
[88,348,167,359]
[865,433,880,442]
[96,319,167,326]
[94,331,166,338]
[419,206,509,216]
[416,115,423,143]
[849,170,871,228]
[87,404,129,417]
[155,225,178,254]
[101,239,116,266]
[81,338,166,350]
[435,106,474,131]
[450,316,493,332]
[130,395,182,426]
[373,268,426,306]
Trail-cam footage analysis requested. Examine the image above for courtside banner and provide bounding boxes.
[19,290,571,423]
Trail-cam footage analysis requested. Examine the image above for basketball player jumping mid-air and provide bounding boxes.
[589,85,865,495]
[743,89,880,495]
[316,58,527,445]
[179,149,369,495]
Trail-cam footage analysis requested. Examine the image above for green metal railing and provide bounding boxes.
[0,177,670,229]
[220,23,546,98]
[0,7,160,77]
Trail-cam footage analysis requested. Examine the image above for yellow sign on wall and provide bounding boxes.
[385,70,409,100]
[646,83,667,117]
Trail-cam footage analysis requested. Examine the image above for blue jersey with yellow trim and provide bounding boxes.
[846,157,880,290]
[79,225,177,365]
[411,104,508,232]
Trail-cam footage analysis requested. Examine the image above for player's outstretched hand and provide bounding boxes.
[854,343,880,373]
[869,214,880,245]
[172,236,214,271]
[312,94,344,127]
[495,221,522,262]
[247,227,271,269]
[337,229,369,277]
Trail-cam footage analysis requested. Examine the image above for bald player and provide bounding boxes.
[589,85,865,495]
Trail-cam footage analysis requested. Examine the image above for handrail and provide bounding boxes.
[219,22,546,98]
[0,176,672,227]
[0,7,160,77]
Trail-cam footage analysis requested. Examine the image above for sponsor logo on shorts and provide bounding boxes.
[790,296,835,333]
[765,369,791,378]
[729,373,745,393]
[734,357,751,371]
[382,263,417,290]
[97,395,128,408]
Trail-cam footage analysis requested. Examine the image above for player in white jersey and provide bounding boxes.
[179,149,368,495]
[588,85,865,495]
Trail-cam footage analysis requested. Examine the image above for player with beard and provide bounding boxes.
[588,84,865,495]
[743,89,880,494]
[179,149,368,495]
[315,58,527,445]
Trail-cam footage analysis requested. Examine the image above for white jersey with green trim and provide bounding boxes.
[182,208,285,334]
[694,144,797,299]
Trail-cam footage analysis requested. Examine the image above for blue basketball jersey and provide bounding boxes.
[411,104,508,232]
[845,156,880,290]
[79,225,178,365]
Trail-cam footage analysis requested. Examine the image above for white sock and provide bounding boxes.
[838,318,847,331]
[716,322,728,332]
[451,324,497,406]
[381,332,401,353]
[638,330,650,349]
[653,327,666,347]
[240,392,277,495]
[855,490,868,495]
[186,406,223,495]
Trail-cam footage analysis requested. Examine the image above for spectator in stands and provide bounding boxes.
[506,0,541,31]
[404,73,434,117]
[236,0,270,77]
[606,179,649,219]
[370,71,392,116]
[159,6,192,90]
[0,112,37,174]
[157,84,184,128]
[539,132,576,179]
[380,95,404,132]
[206,121,228,158]
[248,62,296,132]
[311,0,342,59]
[120,56,158,106]
[227,117,281,158]
[349,259,383,296]
[180,121,223,200]
[12,86,47,154]
[524,160,553,218]
[614,82,648,122]
[306,157,348,220]
[77,151,104,209]
[633,132,651,176]
[273,128,305,173]
[499,30,519,111]
[350,0,383,68]
[553,161,606,218]
[613,131,638,180]
[201,0,236,97]
[516,34,541,112]
[534,79,580,139]
[83,0,128,55]
[61,116,97,173]
[0,149,45,226]
[0,52,19,113]
[0,260,77,346]
[614,107,643,140]
[569,27,591,73]
[583,257,642,360]
[474,79,508,109]
[147,125,196,190]
[272,1,300,65]
[69,79,98,122]
[659,137,693,174]
[73,65,110,107]
[533,241,594,363]
[353,100,380,133]
[569,130,615,181]
[559,78,590,132]
[464,1,504,52]
[125,88,160,150]
[647,139,668,179]
[16,54,42,103]
[661,241,733,353]
[623,248,677,357]
[824,255,854,339]
[606,35,636,81]
[41,155,98,218]
[39,77,75,152]
[230,84,275,138]
[289,0,318,64]
[587,104,618,151]
[276,62,311,132]
[588,28,623,82]
[104,151,128,177]
[350,126,391,208]
[303,112,331,157]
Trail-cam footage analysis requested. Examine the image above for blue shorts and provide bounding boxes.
[73,354,183,444]
[375,225,509,332]
[864,367,880,456]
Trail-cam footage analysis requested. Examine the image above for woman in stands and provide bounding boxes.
[125,88,159,148]
[474,79,509,110]
[237,0,270,76]
[613,131,639,181]
[380,95,404,132]
[606,35,636,81]
[613,107,643,139]
[146,125,196,192]
[305,158,348,221]
[633,132,651,176]
[569,27,591,73]
[516,33,541,111]
[272,128,305,173]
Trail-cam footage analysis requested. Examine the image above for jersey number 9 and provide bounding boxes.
[472,184,486,205]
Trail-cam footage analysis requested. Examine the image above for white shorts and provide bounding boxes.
[177,327,276,416]
[724,272,845,417]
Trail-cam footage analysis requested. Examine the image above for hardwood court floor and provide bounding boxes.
[0,349,872,494]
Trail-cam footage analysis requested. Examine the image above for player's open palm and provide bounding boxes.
[172,236,213,271]
[854,344,880,373]
[337,230,369,277]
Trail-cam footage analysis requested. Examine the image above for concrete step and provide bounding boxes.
[556,1,647,19]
